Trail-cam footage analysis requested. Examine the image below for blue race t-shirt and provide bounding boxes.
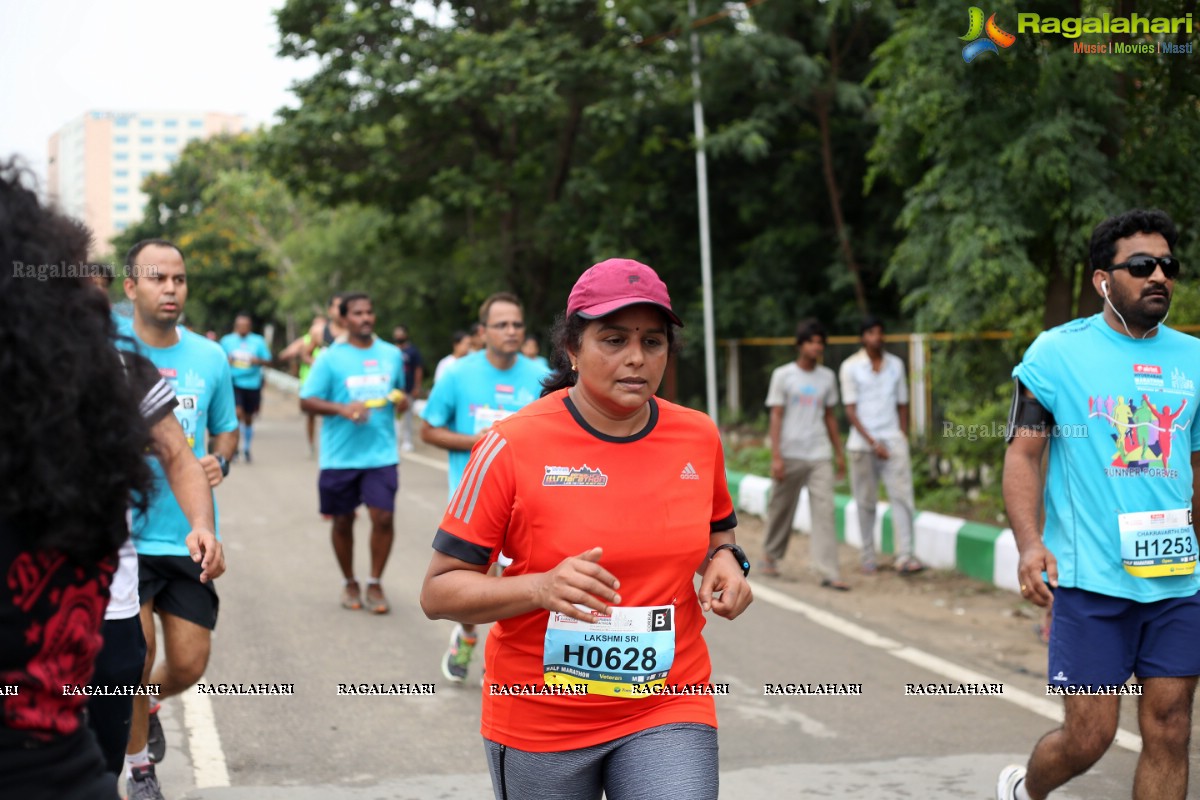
[299,338,405,470]
[420,349,549,497]
[1013,314,1200,602]
[219,332,271,389]
[121,328,238,556]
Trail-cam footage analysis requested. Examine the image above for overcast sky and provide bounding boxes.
[0,0,318,186]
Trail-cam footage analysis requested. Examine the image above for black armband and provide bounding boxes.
[1006,378,1054,443]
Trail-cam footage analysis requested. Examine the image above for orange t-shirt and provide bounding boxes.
[433,389,738,751]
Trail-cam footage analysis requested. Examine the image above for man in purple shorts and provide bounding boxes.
[300,292,408,614]
[1000,209,1200,800]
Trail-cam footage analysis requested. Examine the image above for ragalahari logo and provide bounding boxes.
[961,7,1017,62]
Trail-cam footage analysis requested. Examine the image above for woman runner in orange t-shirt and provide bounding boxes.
[421,258,752,800]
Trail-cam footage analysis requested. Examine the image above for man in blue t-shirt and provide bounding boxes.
[300,292,407,615]
[219,313,272,463]
[997,210,1200,800]
[121,238,239,789]
[420,292,549,682]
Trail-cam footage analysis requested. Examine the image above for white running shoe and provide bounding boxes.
[995,765,1026,800]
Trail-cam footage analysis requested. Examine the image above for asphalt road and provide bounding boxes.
[141,388,1175,799]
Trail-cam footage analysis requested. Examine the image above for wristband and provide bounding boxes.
[709,543,750,577]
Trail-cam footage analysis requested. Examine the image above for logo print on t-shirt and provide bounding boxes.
[543,465,608,487]
[680,463,700,480]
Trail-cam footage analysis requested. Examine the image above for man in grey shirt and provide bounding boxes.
[760,319,847,588]
[839,316,925,574]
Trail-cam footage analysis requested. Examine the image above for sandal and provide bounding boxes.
[341,580,363,610]
[896,557,926,575]
[820,579,852,592]
[365,582,390,614]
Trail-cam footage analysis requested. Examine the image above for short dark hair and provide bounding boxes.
[479,292,523,325]
[450,330,468,345]
[1089,209,1178,272]
[859,315,884,336]
[468,321,484,336]
[339,292,371,318]
[235,312,252,321]
[795,318,827,345]
[125,238,182,281]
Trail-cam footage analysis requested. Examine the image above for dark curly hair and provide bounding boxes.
[0,159,154,562]
[541,310,680,397]
[1089,209,1179,272]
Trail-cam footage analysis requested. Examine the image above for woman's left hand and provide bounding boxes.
[698,551,753,620]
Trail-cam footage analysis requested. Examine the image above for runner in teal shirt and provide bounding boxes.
[219,315,272,461]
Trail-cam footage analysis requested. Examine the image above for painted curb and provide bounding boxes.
[726,468,1019,594]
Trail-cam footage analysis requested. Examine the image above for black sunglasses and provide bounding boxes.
[1108,255,1181,280]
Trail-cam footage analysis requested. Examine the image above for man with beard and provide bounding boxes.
[998,209,1200,800]
[300,293,408,614]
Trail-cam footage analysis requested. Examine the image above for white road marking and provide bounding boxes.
[750,582,1142,753]
[183,677,231,787]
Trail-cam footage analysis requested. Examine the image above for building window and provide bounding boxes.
[114,117,130,127]
[115,135,129,144]
[115,221,129,232]
[189,119,203,128]
[115,169,129,178]
[115,203,129,212]
[164,119,179,128]
[140,153,153,161]
[140,136,154,144]
[115,186,129,194]
[115,153,129,161]
[164,136,178,145]
[140,119,154,128]
[165,153,178,163]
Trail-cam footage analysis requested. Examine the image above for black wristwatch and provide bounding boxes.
[710,543,750,576]
[215,454,230,477]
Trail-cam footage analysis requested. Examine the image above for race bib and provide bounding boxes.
[346,373,390,407]
[174,395,200,450]
[544,605,675,698]
[473,407,512,435]
[1119,508,1197,578]
[231,350,253,369]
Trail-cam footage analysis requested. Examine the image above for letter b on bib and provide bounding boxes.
[650,607,673,632]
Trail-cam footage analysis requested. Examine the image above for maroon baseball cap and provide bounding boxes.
[566,258,683,327]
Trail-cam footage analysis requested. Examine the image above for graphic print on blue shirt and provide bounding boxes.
[219,332,271,389]
[1013,314,1200,601]
[120,329,238,556]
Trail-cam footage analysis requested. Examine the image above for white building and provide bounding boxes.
[47,110,248,254]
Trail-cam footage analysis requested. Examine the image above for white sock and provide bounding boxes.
[126,747,150,769]
[1015,778,1032,800]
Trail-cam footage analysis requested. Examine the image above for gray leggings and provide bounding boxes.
[484,722,718,800]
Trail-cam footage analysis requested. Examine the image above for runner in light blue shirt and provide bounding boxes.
[998,209,1200,800]
[420,292,548,683]
[300,292,407,615]
[219,314,272,462]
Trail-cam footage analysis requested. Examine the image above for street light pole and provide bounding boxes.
[688,0,719,424]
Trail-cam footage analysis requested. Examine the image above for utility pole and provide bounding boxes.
[688,0,719,424]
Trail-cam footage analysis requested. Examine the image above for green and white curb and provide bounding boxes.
[726,469,1021,594]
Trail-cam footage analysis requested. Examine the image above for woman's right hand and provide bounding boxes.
[532,547,622,623]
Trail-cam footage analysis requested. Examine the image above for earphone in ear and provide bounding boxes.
[1101,279,1108,295]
